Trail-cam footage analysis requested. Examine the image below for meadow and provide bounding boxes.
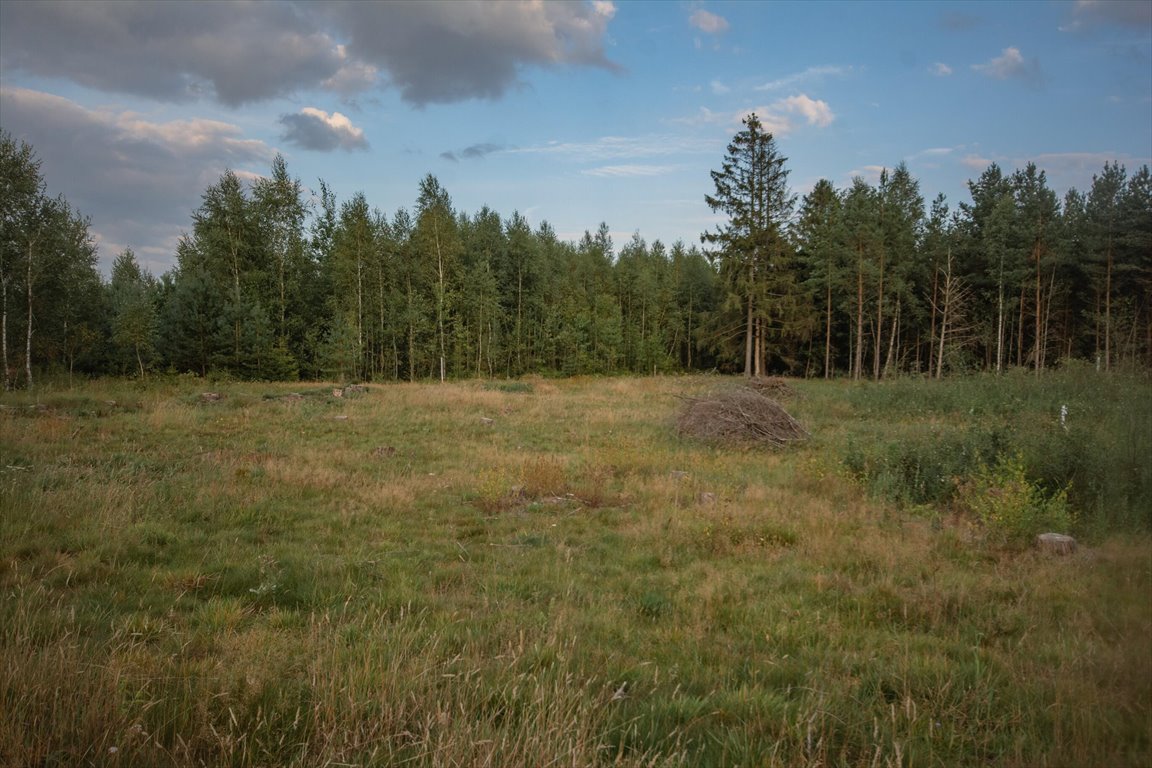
[2,370,1150,767]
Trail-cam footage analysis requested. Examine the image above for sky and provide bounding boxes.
[1,0,1150,276]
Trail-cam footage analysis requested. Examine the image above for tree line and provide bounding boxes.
[1,122,1149,388]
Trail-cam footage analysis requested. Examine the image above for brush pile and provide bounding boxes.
[743,376,801,400]
[676,386,809,449]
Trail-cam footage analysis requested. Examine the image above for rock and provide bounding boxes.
[346,384,367,394]
[333,414,349,421]
[1036,532,1077,555]
[698,492,717,505]
[332,388,344,398]
[199,392,222,402]
[480,417,495,426]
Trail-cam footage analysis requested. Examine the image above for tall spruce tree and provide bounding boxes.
[703,113,795,376]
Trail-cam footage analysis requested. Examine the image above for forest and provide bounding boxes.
[2,119,1150,387]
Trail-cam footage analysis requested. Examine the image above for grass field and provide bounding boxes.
[2,371,1150,767]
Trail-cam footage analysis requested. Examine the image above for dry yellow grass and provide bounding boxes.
[1,374,1149,767]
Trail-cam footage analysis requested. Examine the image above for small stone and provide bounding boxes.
[332,388,344,398]
[698,492,717,505]
[333,414,349,421]
[199,392,222,402]
[1036,532,1077,555]
[480,417,495,425]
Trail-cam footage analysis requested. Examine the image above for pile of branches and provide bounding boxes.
[743,376,801,400]
[676,387,809,449]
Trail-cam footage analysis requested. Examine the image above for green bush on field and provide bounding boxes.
[958,453,1074,547]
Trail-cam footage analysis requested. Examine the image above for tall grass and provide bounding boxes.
[818,366,1152,534]
[2,372,1149,766]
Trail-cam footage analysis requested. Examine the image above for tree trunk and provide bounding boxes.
[406,276,416,382]
[1,272,9,390]
[873,248,885,381]
[25,241,34,390]
[434,222,446,382]
[854,249,864,381]
[1105,233,1113,372]
[884,299,900,377]
[928,259,939,379]
[936,251,952,380]
[744,292,754,377]
[824,278,832,379]
[996,276,1005,375]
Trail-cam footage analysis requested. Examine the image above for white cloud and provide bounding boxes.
[776,94,834,128]
[582,164,679,178]
[755,65,851,92]
[931,62,953,76]
[279,107,368,151]
[675,93,834,136]
[847,165,887,185]
[511,134,720,162]
[710,79,730,95]
[961,154,994,170]
[972,47,1041,83]
[689,9,729,35]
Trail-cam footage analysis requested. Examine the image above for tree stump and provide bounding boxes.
[1036,532,1077,555]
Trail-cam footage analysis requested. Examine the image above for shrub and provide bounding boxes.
[958,453,1074,548]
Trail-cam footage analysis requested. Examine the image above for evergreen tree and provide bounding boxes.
[703,114,795,377]
[795,179,846,378]
[109,248,157,377]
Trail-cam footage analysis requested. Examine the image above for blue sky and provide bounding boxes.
[1,0,1149,275]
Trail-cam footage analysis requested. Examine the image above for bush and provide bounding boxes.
[958,453,1074,548]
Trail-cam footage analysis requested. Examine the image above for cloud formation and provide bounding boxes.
[0,1,352,106]
[0,0,620,107]
[0,85,272,272]
[689,9,729,35]
[1068,0,1152,30]
[279,107,368,151]
[581,164,678,177]
[440,143,506,162]
[931,62,953,76]
[972,47,1042,84]
[755,65,851,92]
[775,94,834,128]
[327,0,620,106]
[678,94,835,135]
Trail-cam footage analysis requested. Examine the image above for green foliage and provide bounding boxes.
[827,369,1152,533]
[958,453,1074,547]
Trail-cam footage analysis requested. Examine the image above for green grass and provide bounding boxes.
[2,372,1150,766]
